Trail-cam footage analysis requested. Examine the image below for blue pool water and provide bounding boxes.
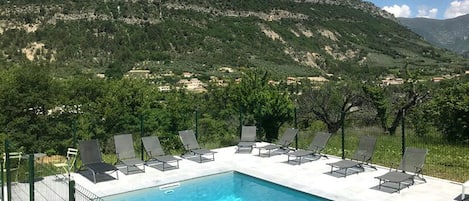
[103,171,330,201]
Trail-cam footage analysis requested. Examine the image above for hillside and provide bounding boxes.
[399,14,469,58]
[0,0,467,78]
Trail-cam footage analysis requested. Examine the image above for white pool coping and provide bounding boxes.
[72,143,465,201]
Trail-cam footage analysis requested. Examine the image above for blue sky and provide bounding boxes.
[366,0,469,19]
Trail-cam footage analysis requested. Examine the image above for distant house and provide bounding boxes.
[286,77,297,85]
[219,67,234,73]
[161,71,175,77]
[307,76,328,83]
[182,72,193,78]
[125,69,151,79]
[432,77,444,82]
[158,85,171,92]
[178,78,207,92]
[177,79,190,86]
[187,78,203,90]
[381,76,404,86]
[268,80,280,85]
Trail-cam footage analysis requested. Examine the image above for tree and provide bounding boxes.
[299,80,363,134]
[363,64,430,135]
[0,65,62,152]
[231,70,294,142]
[430,78,469,143]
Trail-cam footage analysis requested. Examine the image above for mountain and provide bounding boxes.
[0,0,467,78]
[399,14,469,58]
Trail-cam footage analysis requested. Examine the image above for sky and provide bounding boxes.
[366,0,469,19]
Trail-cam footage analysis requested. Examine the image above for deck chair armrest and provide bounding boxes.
[388,163,396,171]
[414,166,423,174]
[360,154,366,162]
[147,151,153,158]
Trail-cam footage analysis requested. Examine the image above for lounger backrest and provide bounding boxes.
[79,139,103,165]
[114,134,137,160]
[241,126,257,142]
[398,147,428,173]
[142,136,165,157]
[351,136,377,162]
[179,130,201,150]
[308,132,332,152]
[278,128,298,146]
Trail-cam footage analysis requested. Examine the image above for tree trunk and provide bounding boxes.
[387,109,403,135]
[263,122,280,142]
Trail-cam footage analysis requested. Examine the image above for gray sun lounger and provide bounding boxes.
[142,136,181,171]
[327,136,377,177]
[236,126,257,153]
[179,130,216,163]
[114,134,145,174]
[79,139,119,183]
[375,147,428,193]
[257,128,299,157]
[287,132,331,165]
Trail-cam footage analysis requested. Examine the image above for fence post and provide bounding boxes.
[239,106,243,138]
[195,108,199,139]
[401,109,406,157]
[294,106,298,150]
[29,154,34,201]
[1,158,3,201]
[73,119,77,172]
[69,180,76,201]
[341,111,346,159]
[140,113,144,161]
[5,140,11,201]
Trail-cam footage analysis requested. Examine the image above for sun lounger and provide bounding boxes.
[327,136,377,177]
[287,132,331,165]
[375,147,428,193]
[79,139,119,183]
[236,126,257,153]
[179,130,216,163]
[257,128,298,157]
[142,136,181,171]
[114,134,145,174]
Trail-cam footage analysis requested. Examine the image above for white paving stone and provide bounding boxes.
[73,144,464,201]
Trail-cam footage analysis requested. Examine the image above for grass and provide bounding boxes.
[299,126,468,183]
[7,126,467,184]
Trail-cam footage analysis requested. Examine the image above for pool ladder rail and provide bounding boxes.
[159,182,181,194]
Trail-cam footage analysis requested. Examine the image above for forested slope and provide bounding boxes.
[0,0,466,78]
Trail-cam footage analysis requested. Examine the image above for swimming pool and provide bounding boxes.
[103,171,330,201]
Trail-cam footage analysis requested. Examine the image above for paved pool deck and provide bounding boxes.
[73,143,466,201]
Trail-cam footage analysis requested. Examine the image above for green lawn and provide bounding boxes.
[298,126,468,183]
[9,126,467,184]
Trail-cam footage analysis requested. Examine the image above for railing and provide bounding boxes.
[74,183,104,201]
[2,140,80,201]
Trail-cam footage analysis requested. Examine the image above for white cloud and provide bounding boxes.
[417,7,438,18]
[444,0,469,19]
[383,4,412,18]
